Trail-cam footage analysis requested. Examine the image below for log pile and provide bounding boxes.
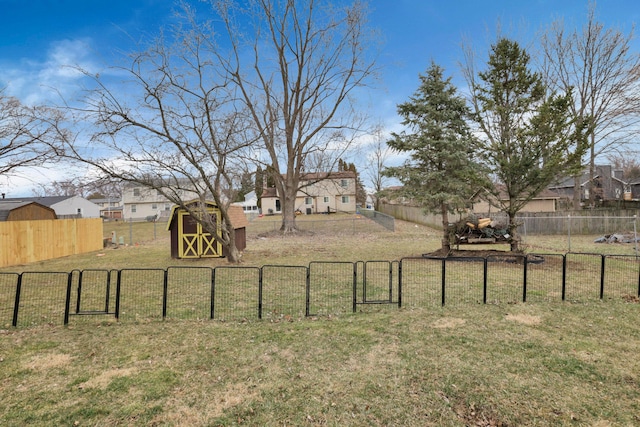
[449,215,512,245]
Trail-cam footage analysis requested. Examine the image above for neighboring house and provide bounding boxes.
[548,165,630,205]
[90,197,124,220]
[0,201,57,221]
[236,190,259,213]
[0,196,101,218]
[471,188,561,213]
[260,171,357,215]
[121,183,199,221]
[233,190,260,220]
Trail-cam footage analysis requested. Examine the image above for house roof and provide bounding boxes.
[1,196,77,207]
[550,165,628,189]
[166,200,249,230]
[299,171,356,180]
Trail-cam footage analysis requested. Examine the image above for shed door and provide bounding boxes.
[178,211,222,258]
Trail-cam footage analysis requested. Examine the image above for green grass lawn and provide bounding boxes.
[1,302,639,426]
[1,215,639,425]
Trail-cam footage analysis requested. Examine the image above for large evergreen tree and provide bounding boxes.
[385,63,487,252]
[464,38,585,251]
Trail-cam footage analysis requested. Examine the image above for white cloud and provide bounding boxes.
[1,38,98,106]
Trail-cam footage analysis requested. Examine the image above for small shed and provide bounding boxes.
[166,201,248,259]
[0,201,58,221]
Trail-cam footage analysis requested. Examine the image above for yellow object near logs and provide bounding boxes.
[478,218,491,229]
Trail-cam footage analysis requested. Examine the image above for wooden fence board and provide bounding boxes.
[0,218,103,268]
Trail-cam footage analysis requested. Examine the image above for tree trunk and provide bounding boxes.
[508,211,519,252]
[441,203,450,253]
[280,188,298,233]
[588,136,596,208]
[572,174,582,210]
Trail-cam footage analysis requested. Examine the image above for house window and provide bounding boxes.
[341,196,350,204]
[133,188,140,197]
[323,196,329,203]
[164,204,171,211]
[157,190,162,196]
[131,205,137,213]
[341,179,348,188]
[305,197,313,205]
[152,203,158,210]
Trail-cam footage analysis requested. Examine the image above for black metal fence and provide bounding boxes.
[1,252,639,328]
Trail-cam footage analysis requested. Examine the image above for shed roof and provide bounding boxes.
[165,201,248,230]
[0,201,56,221]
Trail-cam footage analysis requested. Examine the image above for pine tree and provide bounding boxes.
[385,62,487,252]
[467,38,585,251]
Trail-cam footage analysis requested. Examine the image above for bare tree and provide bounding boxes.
[68,21,255,263]
[364,126,392,210]
[34,175,123,199]
[213,0,378,233]
[607,149,640,180]
[0,90,66,184]
[540,3,640,208]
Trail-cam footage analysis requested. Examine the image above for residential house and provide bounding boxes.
[122,183,199,221]
[260,171,357,215]
[548,165,629,205]
[471,188,561,213]
[90,197,124,219]
[234,190,260,219]
[0,195,101,218]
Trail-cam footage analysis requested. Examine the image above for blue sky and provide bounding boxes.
[1,0,639,195]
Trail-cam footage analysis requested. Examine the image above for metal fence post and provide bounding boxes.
[115,270,122,319]
[523,256,528,303]
[210,268,216,320]
[64,273,73,325]
[634,215,638,257]
[567,214,571,252]
[397,260,402,309]
[352,263,358,313]
[482,258,488,304]
[561,255,567,301]
[441,258,446,307]
[600,255,606,300]
[258,267,263,319]
[12,274,23,327]
[162,270,168,319]
[305,267,310,317]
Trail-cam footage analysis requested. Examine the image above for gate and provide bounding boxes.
[69,269,115,318]
[355,261,399,308]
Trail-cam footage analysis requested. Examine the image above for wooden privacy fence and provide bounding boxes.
[380,204,640,236]
[0,218,104,268]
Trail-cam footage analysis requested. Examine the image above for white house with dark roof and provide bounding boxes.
[0,195,101,218]
[260,171,357,215]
